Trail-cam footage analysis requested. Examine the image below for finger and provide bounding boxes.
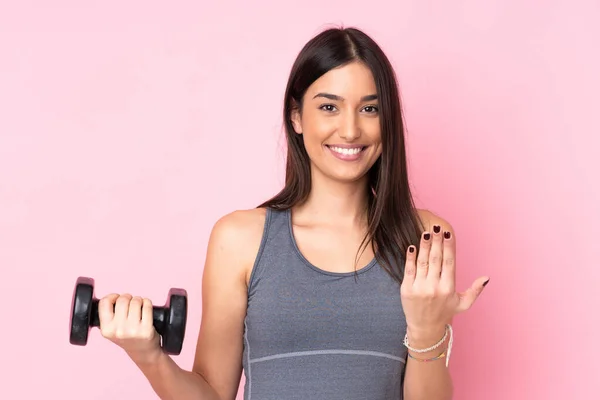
[128,296,143,323]
[415,231,431,280]
[456,277,490,313]
[141,298,154,330]
[114,293,133,321]
[402,245,418,287]
[427,224,444,280]
[440,229,457,291]
[98,293,120,327]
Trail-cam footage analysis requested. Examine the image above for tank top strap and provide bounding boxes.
[263,207,290,238]
[247,207,292,296]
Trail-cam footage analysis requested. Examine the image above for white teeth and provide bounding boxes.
[329,146,363,155]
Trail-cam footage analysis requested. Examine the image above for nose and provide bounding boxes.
[338,112,361,141]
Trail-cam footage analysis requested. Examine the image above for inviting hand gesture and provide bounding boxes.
[400,223,490,342]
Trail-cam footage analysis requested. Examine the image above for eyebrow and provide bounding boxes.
[312,93,378,102]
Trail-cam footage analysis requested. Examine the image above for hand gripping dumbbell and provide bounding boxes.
[69,276,188,355]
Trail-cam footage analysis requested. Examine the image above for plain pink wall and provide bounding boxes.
[1,1,598,399]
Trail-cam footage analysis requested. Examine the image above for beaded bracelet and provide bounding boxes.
[403,324,453,367]
[408,348,446,363]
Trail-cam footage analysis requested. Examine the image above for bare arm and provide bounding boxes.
[134,353,221,400]
[191,209,265,399]
[129,209,265,400]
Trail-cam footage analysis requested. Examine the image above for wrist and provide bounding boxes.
[127,347,165,368]
[404,324,455,368]
[406,324,447,347]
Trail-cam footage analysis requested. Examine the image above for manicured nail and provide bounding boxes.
[409,246,415,253]
[433,225,441,234]
[483,278,490,287]
[444,231,451,239]
[423,233,431,240]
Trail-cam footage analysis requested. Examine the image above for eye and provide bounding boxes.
[319,104,337,112]
[363,105,379,114]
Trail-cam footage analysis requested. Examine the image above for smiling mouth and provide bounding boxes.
[324,145,368,161]
[325,145,367,156]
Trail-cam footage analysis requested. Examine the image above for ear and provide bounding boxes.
[290,107,303,135]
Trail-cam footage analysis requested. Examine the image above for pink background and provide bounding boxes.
[1,1,598,399]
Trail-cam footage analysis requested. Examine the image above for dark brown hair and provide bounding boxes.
[258,26,424,283]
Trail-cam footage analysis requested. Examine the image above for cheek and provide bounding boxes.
[356,114,379,135]
[302,115,334,143]
[365,123,382,146]
[374,145,383,159]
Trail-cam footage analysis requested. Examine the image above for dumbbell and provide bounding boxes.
[69,276,188,355]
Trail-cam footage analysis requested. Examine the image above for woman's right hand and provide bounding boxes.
[98,293,163,364]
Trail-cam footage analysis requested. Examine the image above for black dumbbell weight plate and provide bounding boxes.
[69,277,95,346]
[161,288,188,355]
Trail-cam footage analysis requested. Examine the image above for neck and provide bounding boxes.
[294,170,371,227]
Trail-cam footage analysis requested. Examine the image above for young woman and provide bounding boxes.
[98,27,489,400]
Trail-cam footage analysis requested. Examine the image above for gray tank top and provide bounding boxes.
[242,208,408,400]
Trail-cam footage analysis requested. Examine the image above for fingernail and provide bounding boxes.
[433,225,441,234]
[423,233,431,240]
[409,246,415,253]
[444,231,451,239]
[483,278,490,287]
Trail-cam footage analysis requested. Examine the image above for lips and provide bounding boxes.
[325,144,367,161]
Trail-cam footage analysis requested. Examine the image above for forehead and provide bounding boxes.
[306,62,377,98]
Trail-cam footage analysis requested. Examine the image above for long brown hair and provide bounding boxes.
[258,27,424,284]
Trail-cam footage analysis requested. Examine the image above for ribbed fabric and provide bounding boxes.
[242,208,408,400]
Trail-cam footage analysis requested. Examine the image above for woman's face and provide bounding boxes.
[291,61,383,185]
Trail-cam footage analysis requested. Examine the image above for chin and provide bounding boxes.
[325,169,371,185]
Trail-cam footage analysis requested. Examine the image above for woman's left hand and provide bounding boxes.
[400,223,490,342]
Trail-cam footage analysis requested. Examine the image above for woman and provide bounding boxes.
[98,26,489,400]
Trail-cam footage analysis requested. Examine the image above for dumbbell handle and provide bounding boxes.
[89,299,168,336]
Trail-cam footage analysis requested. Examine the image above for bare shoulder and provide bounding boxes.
[206,207,267,284]
[211,207,267,244]
[416,208,456,236]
